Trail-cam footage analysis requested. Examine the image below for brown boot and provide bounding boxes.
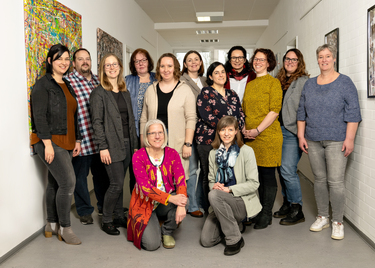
[58,227,81,245]
[44,222,60,238]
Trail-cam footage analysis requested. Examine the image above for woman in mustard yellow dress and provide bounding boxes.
[242,48,282,229]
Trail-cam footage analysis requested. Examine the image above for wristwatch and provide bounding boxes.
[184,142,192,147]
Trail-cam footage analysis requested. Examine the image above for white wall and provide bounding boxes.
[0,0,171,259]
[256,0,375,243]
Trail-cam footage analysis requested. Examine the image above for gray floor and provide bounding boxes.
[3,174,375,268]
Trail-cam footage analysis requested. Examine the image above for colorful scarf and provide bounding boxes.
[215,143,240,185]
[227,67,248,81]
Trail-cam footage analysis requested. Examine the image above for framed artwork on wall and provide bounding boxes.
[324,28,339,72]
[367,5,375,97]
[97,28,123,74]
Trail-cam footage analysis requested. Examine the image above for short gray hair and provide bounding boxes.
[316,44,337,59]
[143,119,168,148]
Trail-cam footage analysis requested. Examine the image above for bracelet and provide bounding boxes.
[256,127,260,135]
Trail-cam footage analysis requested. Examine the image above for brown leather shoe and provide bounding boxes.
[189,210,204,218]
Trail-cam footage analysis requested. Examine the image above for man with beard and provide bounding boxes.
[66,48,109,224]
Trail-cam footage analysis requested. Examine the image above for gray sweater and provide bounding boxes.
[297,74,361,141]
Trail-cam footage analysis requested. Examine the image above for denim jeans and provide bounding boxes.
[187,141,201,212]
[306,140,347,222]
[279,127,303,205]
[72,154,109,216]
[196,144,212,211]
[141,196,178,251]
[201,190,246,247]
[34,141,75,227]
[102,141,131,223]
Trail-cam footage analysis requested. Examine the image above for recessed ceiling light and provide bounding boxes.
[196,30,218,35]
[200,39,219,43]
[196,12,224,22]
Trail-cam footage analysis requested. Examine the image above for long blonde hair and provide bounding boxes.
[99,53,126,91]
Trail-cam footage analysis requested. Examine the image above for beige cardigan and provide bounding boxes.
[208,145,262,218]
[140,81,197,177]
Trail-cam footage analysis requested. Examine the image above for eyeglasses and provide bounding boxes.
[285,57,298,63]
[231,56,245,62]
[253,58,267,62]
[147,131,164,136]
[104,63,119,69]
[135,58,148,65]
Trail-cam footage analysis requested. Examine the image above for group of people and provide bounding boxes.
[30,43,361,255]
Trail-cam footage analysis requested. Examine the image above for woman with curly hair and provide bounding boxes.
[242,48,282,229]
[273,48,309,225]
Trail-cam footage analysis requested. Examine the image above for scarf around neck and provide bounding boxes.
[215,142,240,185]
[228,67,248,81]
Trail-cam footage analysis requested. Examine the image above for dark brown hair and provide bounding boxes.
[155,53,181,81]
[211,116,244,149]
[276,48,310,90]
[129,48,154,75]
[181,50,204,76]
[250,48,276,72]
[206,62,226,86]
[98,53,126,92]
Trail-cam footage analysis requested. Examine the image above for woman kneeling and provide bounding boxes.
[127,119,188,250]
[200,116,261,256]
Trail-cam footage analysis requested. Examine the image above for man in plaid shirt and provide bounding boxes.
[66,48,109,225]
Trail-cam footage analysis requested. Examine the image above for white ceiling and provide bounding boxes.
[135,0,281,49]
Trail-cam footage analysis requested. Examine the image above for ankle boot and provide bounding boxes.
[58,227,82,245]
[102,222,120,235]
[280,204,305,225]
[44,222,59,238]
[254,186,277,229]
[273,196,290,218]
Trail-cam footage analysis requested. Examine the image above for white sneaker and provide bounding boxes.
[310,216,330,232]
[331,221,344,240]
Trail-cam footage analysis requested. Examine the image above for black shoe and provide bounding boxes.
[254,186,277,229]
[98,208,103,216]
[102,222,120,235]
[224,237,245,256]
[273,197,290,218]
[280,204,305,225]
[239,222,246,233]
[253,211,272,229]
[113,217,127,228]
[80,214,93,225]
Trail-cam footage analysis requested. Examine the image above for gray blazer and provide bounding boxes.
[90,85,138,163]
[282,75,308,135]
[180,73,208,99]
[208,145,262,218]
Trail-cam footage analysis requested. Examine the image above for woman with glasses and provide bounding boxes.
[180,51,208,218]
[127,119,187,250]
[297,44,361,240]
[31,44,82,245]
[242,48,282,229]
[224,46,256,103]
[90,53,138,236]
[195,62,245,212]
[273,49,309,225]
[125,49,157,193]
[140,53,196,180]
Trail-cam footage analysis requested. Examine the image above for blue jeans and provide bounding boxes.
[279,127,303,205]
[72,154,109,216]
[34,141,75,227]
[306,140,347,222]
[187,142,202,212]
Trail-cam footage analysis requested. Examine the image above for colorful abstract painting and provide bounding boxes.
[24,0,82,150]
[97,28,123,73]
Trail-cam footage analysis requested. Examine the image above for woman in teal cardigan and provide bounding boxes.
[200,116,261,256]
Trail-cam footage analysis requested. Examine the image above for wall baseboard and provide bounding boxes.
[0,227,43,265]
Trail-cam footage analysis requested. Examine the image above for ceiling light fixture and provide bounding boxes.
[200,39,219,43]
[196,30,219,35]
[196,12,224,22]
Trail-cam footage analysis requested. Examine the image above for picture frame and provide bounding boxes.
[367,5,375,97]
[324,28,339,72]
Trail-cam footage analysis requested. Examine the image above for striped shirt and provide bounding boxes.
[65,70,100,156]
